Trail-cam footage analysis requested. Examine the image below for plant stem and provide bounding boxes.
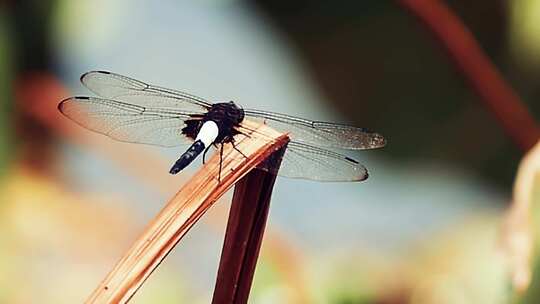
[85,120,288,304]
[397,0,540,151]
[212,146,287,304]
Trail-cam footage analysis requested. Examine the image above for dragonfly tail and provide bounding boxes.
[169,140,206,174]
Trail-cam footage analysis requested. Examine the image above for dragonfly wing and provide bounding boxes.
[59,96,198,147]
[258,142,369,182]
[243,109,386,150]
[80,71,212,113]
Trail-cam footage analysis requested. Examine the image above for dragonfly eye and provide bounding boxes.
[237,109,245,122]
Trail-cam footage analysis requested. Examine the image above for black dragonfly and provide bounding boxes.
[58,71,386,182]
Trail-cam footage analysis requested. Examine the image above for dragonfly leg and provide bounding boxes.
[218,143,224,183]
[202,145,212,164]
[235,126,253,139]
[239,130,252,139]
[231,140,248,159]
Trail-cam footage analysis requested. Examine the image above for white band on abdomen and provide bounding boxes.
[195,120,219,148]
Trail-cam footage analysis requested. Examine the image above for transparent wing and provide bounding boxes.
[59,96,199,147]
[236,124,368,181]
[80,71,212,113]
[244,109,386,150]
[260,142,368,182]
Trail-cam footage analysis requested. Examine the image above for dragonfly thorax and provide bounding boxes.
[182,101,245,145]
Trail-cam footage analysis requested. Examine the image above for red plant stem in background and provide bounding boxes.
[397,0,540,152]
[212,147,286,304]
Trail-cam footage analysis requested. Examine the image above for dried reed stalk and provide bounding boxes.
[212,146,286,304]
[86,119,289,303]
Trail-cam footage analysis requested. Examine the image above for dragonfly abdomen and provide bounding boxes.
[171,121,219,174]
[169,140,206,174]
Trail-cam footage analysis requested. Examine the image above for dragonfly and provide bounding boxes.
[58,71,386,182]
